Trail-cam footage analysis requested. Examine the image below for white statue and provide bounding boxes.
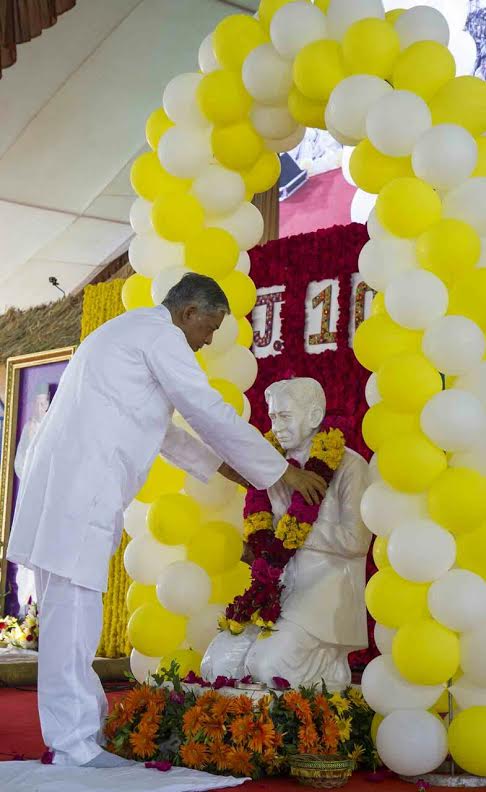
[201,377,371,691]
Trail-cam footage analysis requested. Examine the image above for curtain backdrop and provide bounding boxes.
[248,222,377,667]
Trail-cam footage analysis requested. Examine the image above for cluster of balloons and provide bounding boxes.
[124,458,251,684]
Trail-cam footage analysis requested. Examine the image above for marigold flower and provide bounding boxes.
[226,747,254,776]
[183,706,203,737]
[231,715,253,744]
[228,695,254,716]
[247,716,275,754]
[200,713,225,740]
[330,693,350,716]
[129,729,157,759]
[179,741,209,769]
[298,722,320,754]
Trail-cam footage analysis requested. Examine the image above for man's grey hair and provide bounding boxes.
[162,273,230,315]
[264,377,326,415]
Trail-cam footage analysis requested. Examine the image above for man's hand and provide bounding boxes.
[281,465,327,506]
[218,462,250,489]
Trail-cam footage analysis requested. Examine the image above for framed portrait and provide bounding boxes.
[0,347,75,615]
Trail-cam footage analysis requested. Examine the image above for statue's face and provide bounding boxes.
[267,391,315,452]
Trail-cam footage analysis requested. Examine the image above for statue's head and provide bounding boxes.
[264,378,326,452]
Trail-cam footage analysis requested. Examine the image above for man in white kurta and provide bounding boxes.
[7,275,325,768]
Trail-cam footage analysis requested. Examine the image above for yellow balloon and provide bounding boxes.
[152,193,204,243]
[258,0,299,31]
[377,353,443,413]
[430,76,486,137]
[448,707,486,777]
[428,468,486,536]
[371,292,385,316]
[195,352,208,373]
[197,70,252,126]
[293,40,347,103]
[353,314,422,373]
[148,493,201,545]
[128,603,186,657]
[159,649,202,678]
[371,713,384,745]
[185,228,239,280]
[145,107,173,151]
[393,619,460,686]
[449,270,486,334]
[130,152,189,202]
[220,271,258,319]
[386,9,405,23]
[126,582,159,615]
[188,521,243,576]
[433,688,450,715]
[212,122,264,172]
[456,524,486,580]
[136,456,186,503]
[211,562,251,604]
[237,317,254,348]
[243,151,282,196]
[343,18,400,79]
[365,568,429,629]
[213,14,268,72]
[473,136,486,177]
[416,219,480,287]
[288,86,327,130]
[209,378,244,416]
[313,0,330,11]
[376,177,442,238]
[372,537,390,570]
[121,274,154,311]
[350,139,413,194]
[362,402,418,453]
[392,41,456,103]
[378,431,447,493]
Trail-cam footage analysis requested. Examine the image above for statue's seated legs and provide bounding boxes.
[201,626,259,683]
[245,619,352,692]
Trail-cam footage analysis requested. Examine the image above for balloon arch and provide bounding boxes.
[122,0,486,779]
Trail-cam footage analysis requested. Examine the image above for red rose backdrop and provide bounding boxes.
[248,222,377,669]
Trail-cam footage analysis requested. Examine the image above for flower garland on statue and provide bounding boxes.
[220,428,345,637]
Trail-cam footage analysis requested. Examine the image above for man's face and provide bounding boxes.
[267,391,313,452]
[34,393,50,418]
[180,307,226,352]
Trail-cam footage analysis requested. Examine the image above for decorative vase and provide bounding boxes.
[289,754,354,789]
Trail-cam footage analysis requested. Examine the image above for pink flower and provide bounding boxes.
[272,677,290,690]
[183,671,210,687]
[213,676,236,690]
[170,691,185,705]
[240,675,253,684]
[251,559,282,586]
[145,761,172,772]
[41,750,54,764]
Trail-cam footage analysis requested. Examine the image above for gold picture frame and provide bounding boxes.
[0,347,75,614]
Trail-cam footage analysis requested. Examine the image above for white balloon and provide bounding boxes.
[365,373,381,407]
[450,676,486,710]
[350,190,377,224]
[124,499,149,539]
[242,44,293,105]
[129,232,184,279]
[270,1,327,60]
[360,481,427,537]
[193,164,244,216]
[251,104,297,141]
[368,453,381,483]
[235,250,251,275]
[124,534,186,585]
[422,315,486,376]
[211,202,264,251]
[242,394,251,422]
[367,207,393,240]
[327,0,385,40]
[264,126,306,153]
[206,345,258,392]
[460,629,486,687]
[443,178,486,236]
[362,656,444,716]
[129,198,152,235]
[327,122,359,148]
[366,91,432,157]
[420,389,486,452]
[203,490,245,535]
[377,710,448,776]
[388,519,456,582]
[158,125,212,179]
[358,237,418,292]
[163,73,207,128]
[187,603,224,654]
[198,33,219,74]
[185,472,237,510]
[450,441,486,478]
[455,362,486,411]
[130,649,161,685]
[374,623,397,655]
[429,569,486,633]
[326,76,392,142]
[202,314,239,360]
[395,5,450,49]
[156,561,211,616]
[341,147,356,187]
[412,124,478,192]
[385,269,448,330]
[151,266,188,305]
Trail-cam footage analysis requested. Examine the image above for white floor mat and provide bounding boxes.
[0,761,249,792]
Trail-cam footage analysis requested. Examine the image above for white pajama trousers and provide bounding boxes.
[34,568,108,766]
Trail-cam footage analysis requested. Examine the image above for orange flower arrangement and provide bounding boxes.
[180,742,209,769]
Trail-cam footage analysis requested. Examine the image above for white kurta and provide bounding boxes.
[7,306,287,593]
